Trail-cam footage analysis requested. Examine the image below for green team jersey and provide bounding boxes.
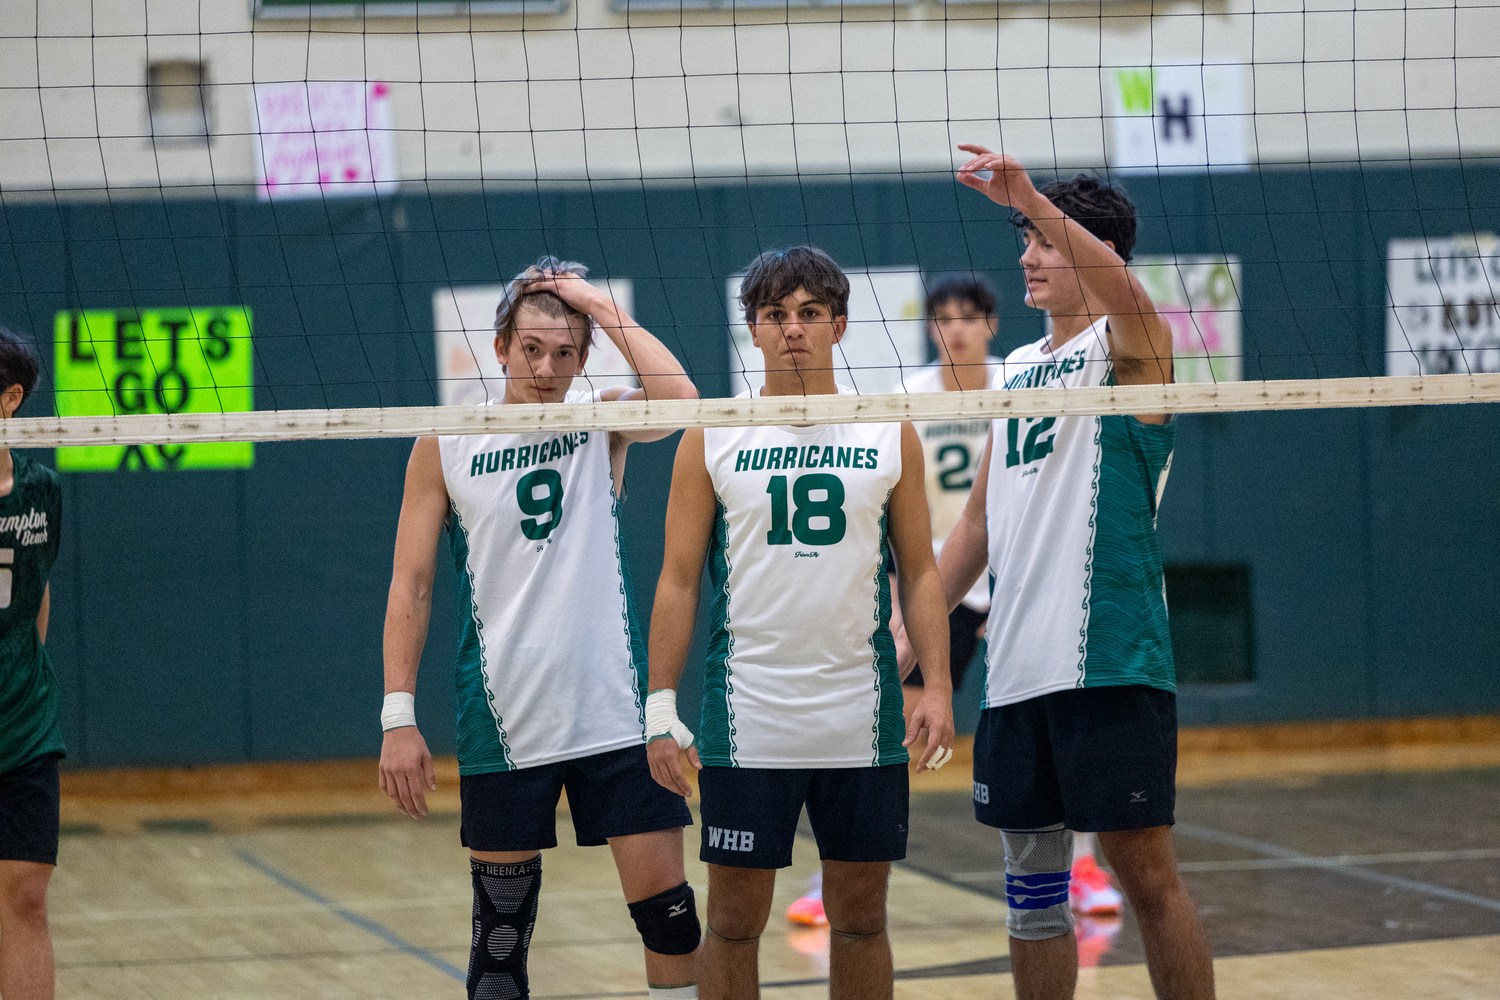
[0,454,63,774]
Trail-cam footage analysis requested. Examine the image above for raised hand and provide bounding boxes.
[524,268,610,318]
[955,144,1038,209]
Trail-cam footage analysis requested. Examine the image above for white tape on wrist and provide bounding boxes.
[644,688,695,750]
[381,691,417,731]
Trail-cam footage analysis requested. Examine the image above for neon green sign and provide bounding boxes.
[53,308,254,471]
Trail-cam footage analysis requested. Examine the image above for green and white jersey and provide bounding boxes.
[699,397,906,769]
[437,390,646,775]
[0,454,64,774]
[899,360,1004,611]
[982,318,1176,708]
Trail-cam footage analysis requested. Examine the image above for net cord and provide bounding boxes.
[8,373,1499,448]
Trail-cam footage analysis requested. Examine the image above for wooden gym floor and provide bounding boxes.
[47,717,1500,999]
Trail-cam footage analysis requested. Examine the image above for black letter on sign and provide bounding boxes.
[205,317,232,361]
[1158,94,1194,141]
[114,371,147,413]
[69,314,95,362]
[116,315,144,360]
[156,444,186,470]
[118,444,151,471]
[154,368,191,414]
[159,319,189,367]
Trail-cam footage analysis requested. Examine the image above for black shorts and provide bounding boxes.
[698,765,908,869]
[0,753,61,865]
[972,685,1177,832]
[904,603,986,692]
[460,744,692,852]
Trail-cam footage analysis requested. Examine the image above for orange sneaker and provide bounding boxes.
[785,892,827,926]
[1069,856,1123,915]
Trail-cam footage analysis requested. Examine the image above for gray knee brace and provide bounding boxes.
[1001,824,1075,941]
[627,881,701,956]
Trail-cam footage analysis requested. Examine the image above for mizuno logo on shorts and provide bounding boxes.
[706,826,755,852]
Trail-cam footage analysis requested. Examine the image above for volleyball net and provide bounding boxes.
[3,0,1500,457]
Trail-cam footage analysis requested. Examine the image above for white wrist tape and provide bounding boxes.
[381,691,417,731]
[644,689,695,750]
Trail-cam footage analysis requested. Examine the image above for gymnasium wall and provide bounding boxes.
[2,163,1497,767]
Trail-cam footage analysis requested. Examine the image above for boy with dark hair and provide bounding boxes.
[905,149,1215,999]
[645,246,955,1000]
[0,326,64,1000]
[379,258,703,1000]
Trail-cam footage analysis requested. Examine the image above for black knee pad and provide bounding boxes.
[627,881,701,956]
[468,856,542,1000]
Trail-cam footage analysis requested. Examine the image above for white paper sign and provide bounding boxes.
[1131,255,1243,383]
[726,268,926,396]
[1107,65,1248,171]
[432,280,638,406]
[253,81,397,200]
[1386,234,1500,376]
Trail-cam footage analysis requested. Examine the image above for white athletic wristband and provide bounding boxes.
[381,691,417,731]
[644,688,695,750]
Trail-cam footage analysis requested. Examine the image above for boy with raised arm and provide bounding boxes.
[378,258,703,1000]
[915,149,1215,999]
[643,246,956,1000]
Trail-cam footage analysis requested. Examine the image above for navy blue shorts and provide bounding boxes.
[0,753,61,865]
[698,765,908,869]
[973,685,1177,832]
[461,744,692,852]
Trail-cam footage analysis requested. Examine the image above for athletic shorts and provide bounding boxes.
[972,685,1176,832]
[904,603,986,691]
[698,765,908,869]
[0,753,61,865]
[460,744,692,852]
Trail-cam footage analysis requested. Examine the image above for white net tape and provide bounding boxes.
[5,373,1498,447]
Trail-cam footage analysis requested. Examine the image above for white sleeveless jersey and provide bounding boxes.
[699,397,906,769]
[982,319,1177,708]
[898,360,1004,611]
[437,390,646,774]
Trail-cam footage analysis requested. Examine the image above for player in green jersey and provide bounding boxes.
[0,326,64,1000]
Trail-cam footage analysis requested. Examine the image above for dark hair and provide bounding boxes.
[739,246,850,324]
[493,255,593,352]
[924,275,997,321]
[0,326,40,405]
[1011,174,1138,263]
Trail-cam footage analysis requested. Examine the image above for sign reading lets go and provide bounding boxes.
[53,308,254,471]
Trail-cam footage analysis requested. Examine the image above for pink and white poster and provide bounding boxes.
[252,81,397,200]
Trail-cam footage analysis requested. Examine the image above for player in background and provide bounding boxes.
[645,246,956,1000]
[0,328,64,1000]
[379,258,702,1000]
[906,150,1215,999]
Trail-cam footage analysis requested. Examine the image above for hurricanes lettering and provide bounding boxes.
[1003,349,1089,390]
[469,432,587,478]
[734,445,877,472]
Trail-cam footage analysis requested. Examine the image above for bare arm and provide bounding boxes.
[957,145,1174,396]
[887,423,956,772]
[378,436,450,818]
[37,584,49,643]
[936,428,994,613]
[645,430,717,797]
[526,271,698,444]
